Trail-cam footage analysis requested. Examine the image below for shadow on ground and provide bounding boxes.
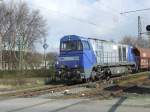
[106,85,150,112]
[123,85,150,94]
[108,96,127,112]
[105,84,150,94]
[104,85,124,92]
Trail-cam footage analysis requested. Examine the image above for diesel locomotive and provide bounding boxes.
[55,35,150,81]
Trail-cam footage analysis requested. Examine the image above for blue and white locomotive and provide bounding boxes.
[55,35,137,81]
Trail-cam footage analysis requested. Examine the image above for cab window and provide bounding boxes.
[82,41,90,50]
[77,41,83,50]
[60,40,82,51]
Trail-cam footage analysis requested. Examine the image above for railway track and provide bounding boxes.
[0,83,86,98]
[0,72,149,99]
[99,72,150,97]
[0,85,65,99]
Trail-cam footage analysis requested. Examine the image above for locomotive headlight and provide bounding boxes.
[75,64,78,68]
[58,71,61,74]
[77,70,80,74]
[56,61,59,65]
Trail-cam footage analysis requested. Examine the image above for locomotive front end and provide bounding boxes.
[55,35,84,80]
[56,56,83,80]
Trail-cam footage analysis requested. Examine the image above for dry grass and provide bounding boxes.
[118,74,149,86]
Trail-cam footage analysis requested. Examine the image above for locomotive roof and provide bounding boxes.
[61,35,111,42]
[61,35,129,46]
[61,35,87,41]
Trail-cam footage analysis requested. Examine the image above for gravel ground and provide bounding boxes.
[40,78,150,100]
[36,87,91,99]
[0,72,150,101]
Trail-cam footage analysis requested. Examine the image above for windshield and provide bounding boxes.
[60,41,82,51]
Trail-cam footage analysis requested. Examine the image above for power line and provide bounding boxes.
[98,1,121,15]
[37,5,118,30]
[120,8,150,14]
[37,5,100,27]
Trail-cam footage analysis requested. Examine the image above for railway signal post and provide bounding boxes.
[43,38,48,70]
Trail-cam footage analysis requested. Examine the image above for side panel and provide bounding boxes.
[89,39,128,64]
[103,42,119,63]
[89,39,104,63]
[89,38,134,67]
[82,40,97,78]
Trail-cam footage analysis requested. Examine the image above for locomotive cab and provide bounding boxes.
[56,35,96,80]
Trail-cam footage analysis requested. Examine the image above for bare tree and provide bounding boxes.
[0,1,47,70]
[46,52,58,64]
[25,52,43,70]
[120,36,148,48]
[120,36,136,46]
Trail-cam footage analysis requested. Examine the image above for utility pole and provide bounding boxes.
[137,16,144,47]
[138,16,142,39]
[146,25,150,48]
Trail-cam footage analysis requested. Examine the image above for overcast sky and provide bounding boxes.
[23,0,150,52]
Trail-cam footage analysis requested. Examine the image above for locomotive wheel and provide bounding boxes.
[91,71,97,81]
[106,75,110,81]
[91,76,95,82]
[82,78,89,83]
[104,68,111,81]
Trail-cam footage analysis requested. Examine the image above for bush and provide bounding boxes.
[0,68,55,78]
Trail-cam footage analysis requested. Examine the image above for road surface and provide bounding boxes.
[0,96,150,112]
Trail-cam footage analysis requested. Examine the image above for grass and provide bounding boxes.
[0,69,54,78]
[0,77,47,91]
[117,72,150,86]
[0,67,57,87]
[0,65,56,78]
